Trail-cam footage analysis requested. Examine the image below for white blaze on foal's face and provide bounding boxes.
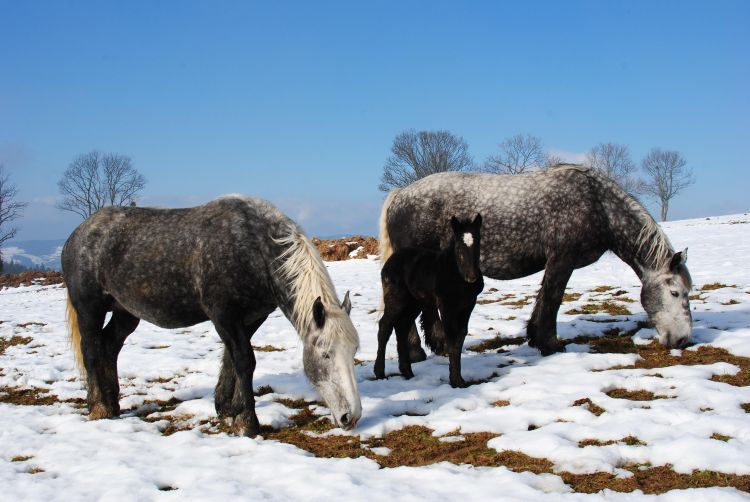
[463,232,474,247]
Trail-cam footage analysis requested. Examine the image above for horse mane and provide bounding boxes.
[583,168,674,270]
[274,226,358,347]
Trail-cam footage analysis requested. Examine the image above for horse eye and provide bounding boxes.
[323,352,331,360]
[670,291,679,298]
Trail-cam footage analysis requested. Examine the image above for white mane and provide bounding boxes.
[274,226,359,347]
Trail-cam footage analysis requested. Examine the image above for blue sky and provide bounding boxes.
[1,1,748,240]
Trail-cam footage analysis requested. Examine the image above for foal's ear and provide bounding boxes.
[669,248,688,272]
[341,290,352,315]
[472,213,482,229]
[313,296,326,328]
[450,215,460,235]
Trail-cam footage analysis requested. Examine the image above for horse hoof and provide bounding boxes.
[89,403,116,420]
[450,377,467,388]
[538,343,565,357]
[233,413,260,437]
[401,369,415,379]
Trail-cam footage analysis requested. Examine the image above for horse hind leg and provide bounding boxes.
[528,259,574,356]
[75,304,139,419]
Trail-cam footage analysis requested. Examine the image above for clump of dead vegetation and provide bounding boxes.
[0,271,64,289]
[700,283,735,291]
[311,236,378,261]
[467,335,526,353]
[606,389,669,401]
[564,301,632,316]
[0,335,33,356]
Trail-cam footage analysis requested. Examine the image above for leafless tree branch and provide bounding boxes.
[379,130,474,191]
[483,133,548,175]
[57,151,146,219]
[0,165,28,269]
[585,142,640,196]
[640,148,695,221]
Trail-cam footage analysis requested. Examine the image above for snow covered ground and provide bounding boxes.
[1,213,749,500]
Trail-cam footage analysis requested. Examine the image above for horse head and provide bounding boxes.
[640,248,693,349]
[302,291,362,430]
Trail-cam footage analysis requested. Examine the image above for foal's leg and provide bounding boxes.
[443,307,471,388]
[215,315,267,419]
[394,306,420,379]
[406,323,428,362]
[420,307,447,356]
[211,313,263,437]
[528,258,574,356]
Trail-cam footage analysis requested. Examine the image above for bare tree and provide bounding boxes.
[0,165,28,273]
[585,142,640,195]
[640,148,695,221]
[484,133,548,174]
[57,151,146,219]
[379,130,473,191]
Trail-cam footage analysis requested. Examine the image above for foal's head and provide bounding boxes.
[450,214,482,283]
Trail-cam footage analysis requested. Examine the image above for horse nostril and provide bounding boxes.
[340,413,350,426]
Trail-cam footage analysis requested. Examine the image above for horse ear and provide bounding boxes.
[472,213,482,229]
[341,290,352,315]
[669,249,687,272]
[312,296,326,328]
[450,215,460,235]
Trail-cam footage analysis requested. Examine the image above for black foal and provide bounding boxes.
[374,214,483,388]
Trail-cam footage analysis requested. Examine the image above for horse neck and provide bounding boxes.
[602,186,673,279]
[273,228,339,334]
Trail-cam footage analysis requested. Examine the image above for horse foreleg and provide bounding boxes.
[374,313,395,380]
[212,315,262,437]
[420,307,447,356]
[529,259,573,356]
[94,308,140,417]
[215,315,267,419]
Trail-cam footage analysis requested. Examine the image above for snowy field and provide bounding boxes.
[1,213,749,500]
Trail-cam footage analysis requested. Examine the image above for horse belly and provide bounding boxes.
[107,281,208,329]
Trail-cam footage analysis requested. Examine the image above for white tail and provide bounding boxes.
[378,188,401,267]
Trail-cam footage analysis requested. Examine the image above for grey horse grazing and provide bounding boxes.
[63,195,362,437]
[379,166,693,357]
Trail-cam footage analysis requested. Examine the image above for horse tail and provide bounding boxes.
[66,294,86,378]
[378,188,401,267]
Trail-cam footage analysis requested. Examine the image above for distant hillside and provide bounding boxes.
[1,239,65,271]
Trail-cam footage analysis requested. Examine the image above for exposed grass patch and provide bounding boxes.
[591,285,615,293]
[721,299,741,305]
[275,397,318,409]
[711,433,732,442]
[565,301,632,316]
[11,455,32,462]
[492,400,510,407]
[16,321,46,328]
[562,292,582,302]
[477,293,514,305]
[500,296,533,308]
[742,403,750,413]
[0,386,58,406]
[0,335,33,356]
[255,385,274,396]
[579,436,646,447]
[253,345,285,352]
[467,335,526,353]
[606,389,669,401]
[27,467,45,474]
[700,283,735,291]
[689,294,705,301]
[573,398,606,416]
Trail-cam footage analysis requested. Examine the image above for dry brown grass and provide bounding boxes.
[606,389,669,401]
[311,236,379,261]
[467,335,526,353]
[492,400,511,407]
[562,292,582,302]
[0,271,64,289]
[722,299,741,305]
[0,386,59,406]
[579,436,646,447]
[253,345,285,352]
[501,296,533,308]
[0,335,33,356]
[700,283,736,291]
[16,321,46,328]
[11,455,32,462]
[591,285,615,293]
[711,433,732,442]
[564,301,632,316]
[572,398,606,416]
